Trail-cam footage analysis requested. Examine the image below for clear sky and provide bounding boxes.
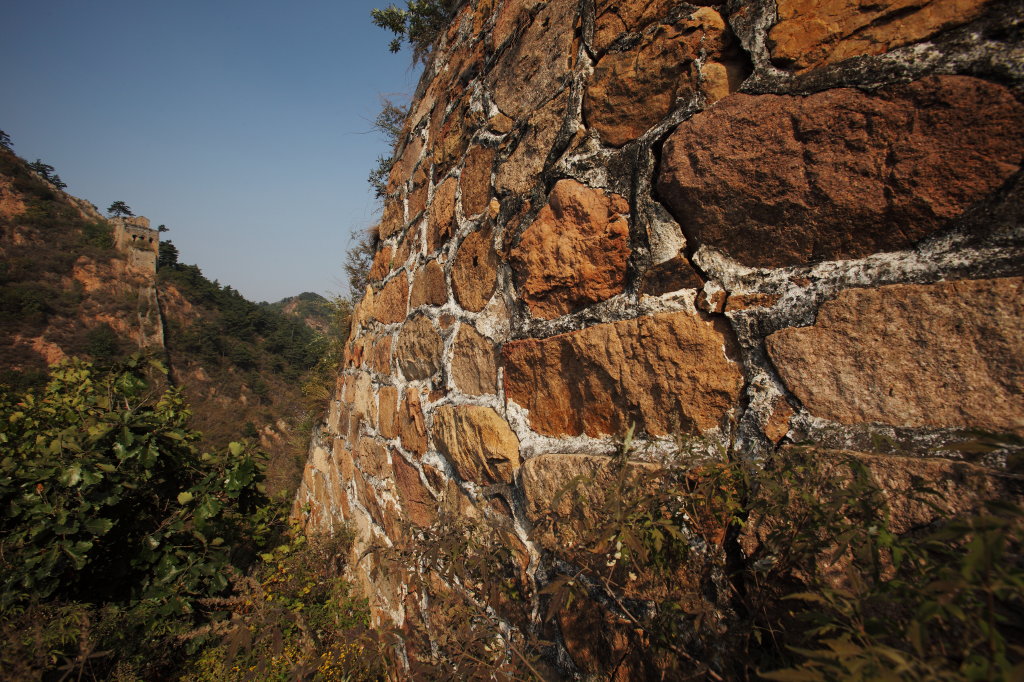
[2,0,423,302]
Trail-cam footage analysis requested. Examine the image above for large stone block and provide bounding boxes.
[452,226,499,313]
[373,272,409,325]
[504,311,743,437]
[409,260,447,308]
[489,0,578,119]
[460,145,496,218]
[585,7,745,146]
[657,76,1024,267]
[399,388,428,456]
[510,180,631,319]
[431,405,521,484]
[394,314,444,381]
[766,278,1024,432]
[428,177,457,253]
[451,324,498,396]
[769,0,992,71]
[392,455,437,528]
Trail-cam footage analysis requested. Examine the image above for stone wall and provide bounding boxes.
[112,216,159,272]
[295,0,1023,675]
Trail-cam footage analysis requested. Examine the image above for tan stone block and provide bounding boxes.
[394,314,444,381]
[657,76,1024,268]
[452,226,498,313]
[766,278,1024,433]
[354,437,392,481]
[379,198,404,239]
[639,254,704,296]
[451,324,498,396]
[495,91,569,196]
[769,0,991,72]
[392,455,437,528]
[408,163,429,220]
[489,0,578,119]
[399,388,428,456]
[584,7,744,146]
[368,335,392,375]
[432,405,521,484]
[503,311,743,437]
[368,245,394,283]
[373,272,408,324]
[460,145,496,218]
[378,385,399,439]
[763,399,795,444]
[511,179,630,319]
[408,259,447,308]
[428,176,457,253]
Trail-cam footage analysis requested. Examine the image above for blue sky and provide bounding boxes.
[1,0,423,302]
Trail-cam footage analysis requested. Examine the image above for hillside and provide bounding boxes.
[0,144,329,496]
[0,146,160,388]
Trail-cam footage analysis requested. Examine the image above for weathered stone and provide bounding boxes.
[763,399,795,444]
[373,272,409,325]
[460,145,496,218]
[431,405,521,484]
[769,0,992,72]
[640,254,704,296]
[495,91,569,196]
[593,0,674,53]
[521,453,662,545]
[489,0,577,119]
[428,177,457,253]
[368,245,394,283]
[409,260,447,308]
[451,226,498,313]
[354,437,392,481]
[504,311,743,437]
[725,293,781,312]
[394,315,444,381]
[585,7,745,147]
[392,455,437,528]
[399,388,428,456]
[450,324,498,396]
[378,385,399,439]
[511,180,631,319]
[386,134,424,195]
[408,163,429,220]
[766,278,1024,433]
[379,199,404,239]
[368,335,392,375]
[657,76,1024,267]
[348,372,376,429]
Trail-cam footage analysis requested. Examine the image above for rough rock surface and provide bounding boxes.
[431,405,522,484]
[451,226,499,312]
[409,260,447,308]
[450,324,498,396]
[504,311,744,437]
[394,315,444,381]
[769,0,992,71]
[658,76,1024,267]
[511,180,631,318]
[585,6,745,146]
[766,278,1024,432]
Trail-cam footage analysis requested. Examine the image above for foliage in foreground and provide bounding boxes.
[533,433,1024,681]
[0,356,283,679]
[371,0,461,63]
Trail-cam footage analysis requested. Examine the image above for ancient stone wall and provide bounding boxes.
[295,0,1023,675]
[112,216,159,272]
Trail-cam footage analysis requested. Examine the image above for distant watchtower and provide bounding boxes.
[111,216,158,271]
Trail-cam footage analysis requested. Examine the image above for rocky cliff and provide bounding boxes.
[295,0,1023,677]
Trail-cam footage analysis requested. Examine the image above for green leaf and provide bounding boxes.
[228,441,244,456]
[84,517,114,536]
[177,491,194,505]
